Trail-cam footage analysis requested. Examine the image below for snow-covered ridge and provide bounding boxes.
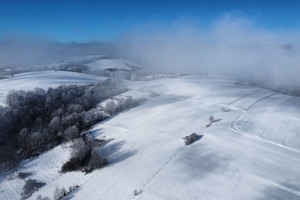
[0,71,106,106]
[87,59,145,72]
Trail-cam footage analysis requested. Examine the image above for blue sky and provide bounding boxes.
[0,0,299,42]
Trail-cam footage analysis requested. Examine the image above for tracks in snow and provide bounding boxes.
[133,110,215,199]
[133,147,184,199]
[248,175,300,197]
[134,90,300,199]
[230,93,275,131]
[133,92,274,199]
[227,90,261,106]
[228,92,300,197]
[229,92,300,153]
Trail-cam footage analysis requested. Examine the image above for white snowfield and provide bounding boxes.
[87,59,144,71]
[0,71,105,106]
[1,75,300,200]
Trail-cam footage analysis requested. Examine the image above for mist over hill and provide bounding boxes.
[119,16,300,88]
[2,15,300,91]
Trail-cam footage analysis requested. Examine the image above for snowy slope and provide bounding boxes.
[0,71,106,106]
[234,94,300,149]
[1,75,300,200]
[87,59,144,71]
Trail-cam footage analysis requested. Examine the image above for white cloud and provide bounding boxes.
[120,15,300,87]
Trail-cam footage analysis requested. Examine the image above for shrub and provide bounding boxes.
[53,186,67,200]
[209,115,214,123]
[52,185,79,200]
[21,179,46,200]
[184,133,202,145]
[18,172,32,179]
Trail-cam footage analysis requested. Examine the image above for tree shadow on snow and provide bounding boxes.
[176,146,232,180]
[213,119,222,123]
[103,141,138,166]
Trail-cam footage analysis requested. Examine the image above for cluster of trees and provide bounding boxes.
[61,135,109,173]
[94,68,133,80]
[56,63,88,73]
[103,96,146,115]
[60,96,147,174]
[36,185,79,200]
[0,79,127,169]
[0,65,31,80]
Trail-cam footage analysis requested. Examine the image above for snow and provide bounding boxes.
[0,71,106,106]
[1,75,300,200]
[87,59,144,71]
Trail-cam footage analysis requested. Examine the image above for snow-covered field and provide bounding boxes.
[0,71,105,106]
[87,59,144,71]
[1,75,300,200]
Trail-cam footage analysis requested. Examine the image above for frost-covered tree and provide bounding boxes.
[63,125,80,141]
[105,100,116,115]
[0,79,130,168]
[62,113,79,129]
[53,186,67,200]
[71,138,90,159]
[67,104,83,115]
[48,116,62,135]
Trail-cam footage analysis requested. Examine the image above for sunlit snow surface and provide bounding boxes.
[1,75,300,200]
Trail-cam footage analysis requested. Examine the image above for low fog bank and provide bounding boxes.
[1,16,300,90]
[0,39,116,65]
[120,16,300,88]
[0,39,118,79]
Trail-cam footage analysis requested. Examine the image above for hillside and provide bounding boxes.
[1,75,299,200]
